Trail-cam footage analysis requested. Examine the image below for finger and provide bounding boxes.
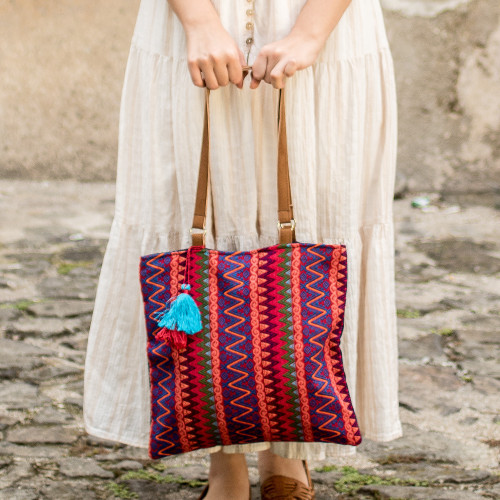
[250,77,261,89]
[284,60,298,78]
[251,52,267,83]
[270,59,288,89]
[188,60,205,88]
[264,60,279,85]
[250,53,267,90]
[213,61,230,87]
[262,50,282,84]
[227,58,244,88]
[237,50,248,88]
[199,61,219,90]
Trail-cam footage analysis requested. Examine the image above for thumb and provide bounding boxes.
[238,50,249,88]
[238,49,246,67]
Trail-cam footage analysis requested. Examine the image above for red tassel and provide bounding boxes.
[155,327,187,351]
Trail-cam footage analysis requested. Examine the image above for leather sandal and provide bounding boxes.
[197,484,209,500]
[197,483,252,500]
[260,460,315,500]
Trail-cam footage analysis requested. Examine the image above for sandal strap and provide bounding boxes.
[260,474,315,500]
[198,483,252,500]
[197,484,209,500]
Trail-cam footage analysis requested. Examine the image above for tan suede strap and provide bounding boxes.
[276,86,296,244]
[260,461,315,500]
[190,90,211,247]
[190,85,295,247]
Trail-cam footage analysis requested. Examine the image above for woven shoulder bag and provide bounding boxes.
[139,88,362,459]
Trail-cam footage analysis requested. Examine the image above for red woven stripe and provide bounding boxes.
[168,256,191,452]
[258,249,280,438]
[249,249,272,441]
[208,251,231,444]
[170,253,180,296]
[291,244,314,441]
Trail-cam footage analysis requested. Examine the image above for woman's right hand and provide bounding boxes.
[184,20,246,90]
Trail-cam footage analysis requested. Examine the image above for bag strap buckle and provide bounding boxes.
[277,219,296,231]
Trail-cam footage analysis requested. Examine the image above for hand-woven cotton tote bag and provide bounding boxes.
[139,89,362,459]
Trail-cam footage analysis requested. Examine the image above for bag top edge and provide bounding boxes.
[140,241,347,261]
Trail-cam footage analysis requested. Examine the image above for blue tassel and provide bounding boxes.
[157,284,202,335]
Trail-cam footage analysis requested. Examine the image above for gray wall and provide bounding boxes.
[1,0,499,192]
[383,0,500,193]
[0,0,139,181]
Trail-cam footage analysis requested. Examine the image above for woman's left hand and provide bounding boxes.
[249,33,322,89]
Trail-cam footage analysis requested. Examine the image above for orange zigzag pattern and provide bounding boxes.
[305,246,342,441]
[326,249,360,444]
[223,253,256,442]
[171,254,198,451]
[145,254,166,330]
[144,253,175,455]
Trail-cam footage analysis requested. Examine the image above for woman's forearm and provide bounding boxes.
[166,0,220,32]
[168,0,352,90]
[250,0,352,88]
[291,0,352,44]
[167,0,246,89]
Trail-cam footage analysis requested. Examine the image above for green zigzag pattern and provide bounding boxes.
[194,252,220,443]
[276,246,303,439]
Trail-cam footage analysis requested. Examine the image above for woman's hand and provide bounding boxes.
[250,33,322,89]
[249,0,352,89]
[166,0,246,90]
[185,20,247,90]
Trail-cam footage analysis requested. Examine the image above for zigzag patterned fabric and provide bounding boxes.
[139,242,362,459]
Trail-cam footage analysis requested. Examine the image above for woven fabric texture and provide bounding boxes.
[140,242,361,458]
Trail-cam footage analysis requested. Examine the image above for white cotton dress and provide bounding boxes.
[83,0,403,460]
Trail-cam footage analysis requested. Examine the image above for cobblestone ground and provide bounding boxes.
[0,181,498,500]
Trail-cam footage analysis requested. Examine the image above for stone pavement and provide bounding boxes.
[0,180,498,499]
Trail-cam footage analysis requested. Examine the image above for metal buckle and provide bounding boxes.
[190,227,206,235]
[277,219,296,231]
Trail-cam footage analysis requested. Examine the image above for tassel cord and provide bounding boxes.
[153,245,202,349]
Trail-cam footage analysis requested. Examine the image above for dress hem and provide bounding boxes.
[83,422,404,456]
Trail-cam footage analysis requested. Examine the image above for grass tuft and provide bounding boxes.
[397,309,422,319]
[431,327,455,336]
[150,462,167,472]
[314,464,339,473]
[332,466,429,494]
[0,299,38,311]
[106,482,138,499]
[56,260,93,275]
[120,469,205,488]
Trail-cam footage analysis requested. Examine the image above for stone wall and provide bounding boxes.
[0,0,139,181]
[1,0,499,192]
[383,0,500,193]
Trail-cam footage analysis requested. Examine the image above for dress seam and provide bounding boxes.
[129,37,394,66]
[110,215,394,232]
